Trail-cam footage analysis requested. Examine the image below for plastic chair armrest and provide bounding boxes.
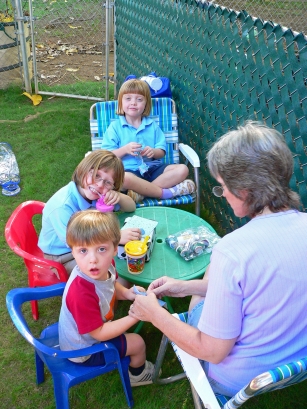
[179,143,201,215]
[7,284,66,304]
[179,143,200,168]
[6,286,120,359]
[56,341,120,359]
[10,245,68,281]
[6,285,65,341]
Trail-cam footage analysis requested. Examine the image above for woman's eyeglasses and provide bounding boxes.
[212,185,224,197]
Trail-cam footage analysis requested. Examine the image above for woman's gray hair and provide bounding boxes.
[207,121,301,217]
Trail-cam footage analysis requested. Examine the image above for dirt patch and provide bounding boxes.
[36,41,114,86]
[34,11,114,87]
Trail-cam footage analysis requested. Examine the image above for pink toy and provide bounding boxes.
[96,195,114,212]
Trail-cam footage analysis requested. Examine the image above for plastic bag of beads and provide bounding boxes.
[165,226,220,261]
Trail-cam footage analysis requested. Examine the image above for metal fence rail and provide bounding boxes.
[115,0,307,233]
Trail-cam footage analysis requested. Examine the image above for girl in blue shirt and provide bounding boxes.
[101,79,195,203]
[38,150,140,274]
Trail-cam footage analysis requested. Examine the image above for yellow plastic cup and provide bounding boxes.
[124,240,147,274]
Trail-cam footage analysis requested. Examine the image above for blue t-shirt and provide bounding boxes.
[101,116,166,171]
[38,181,120,255]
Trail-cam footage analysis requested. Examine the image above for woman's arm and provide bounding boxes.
[147,276,209,298]
[130,293,236,363]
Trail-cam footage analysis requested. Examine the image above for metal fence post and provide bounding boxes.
[28,0,38,95]
[105,0,111,100]
[14,0,31,93]
[112,1,116,98]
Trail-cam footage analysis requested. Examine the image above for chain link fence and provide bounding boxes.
[0,0,32,90]
[0,0,305,97]
[0,0,113,99]
[115,0,307,232]
[33,0,113,100]
[197,1,306,36]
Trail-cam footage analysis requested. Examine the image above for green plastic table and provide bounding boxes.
[116,207,216,287]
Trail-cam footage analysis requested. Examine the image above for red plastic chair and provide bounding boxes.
[5,201,69,320]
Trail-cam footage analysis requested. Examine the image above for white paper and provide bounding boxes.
[121,215,158,237]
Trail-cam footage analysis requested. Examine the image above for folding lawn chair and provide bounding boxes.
[153,312,307,409]
[89,97,200,215]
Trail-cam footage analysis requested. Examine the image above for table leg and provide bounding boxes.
[164,296,174,313]
[153,333,186,385]
[133,320,144,334]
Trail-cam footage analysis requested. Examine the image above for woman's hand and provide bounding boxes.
[129,292,160,322]
[124,285,146,301]
[120,227,142,244]
[147,276,187,298]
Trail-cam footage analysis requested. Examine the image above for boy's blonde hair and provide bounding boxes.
[72,150,124,191]
[67,210,121,249]
[117,79,152,117]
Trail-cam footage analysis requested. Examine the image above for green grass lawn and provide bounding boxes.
[1,86,307,408]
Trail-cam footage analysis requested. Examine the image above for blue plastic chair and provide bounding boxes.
[90,98,201,215]
[6,284,134,409]
[154,312,307,408]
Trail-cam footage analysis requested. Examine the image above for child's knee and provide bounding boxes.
[124,172,140,184]
[126,333,146,355]
[178,164,189,178]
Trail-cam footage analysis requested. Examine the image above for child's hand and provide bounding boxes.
[141,146,154,158]
[125,142,143,156]
[120,228,142,244]
[126,285,146,301]
[104,190,120,205]
[134,285,146,293]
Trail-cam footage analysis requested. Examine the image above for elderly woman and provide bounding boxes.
[129,121,307,396]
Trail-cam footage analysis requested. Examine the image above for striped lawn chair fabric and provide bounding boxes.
[89,98,195,209]
[222,357,307,408]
